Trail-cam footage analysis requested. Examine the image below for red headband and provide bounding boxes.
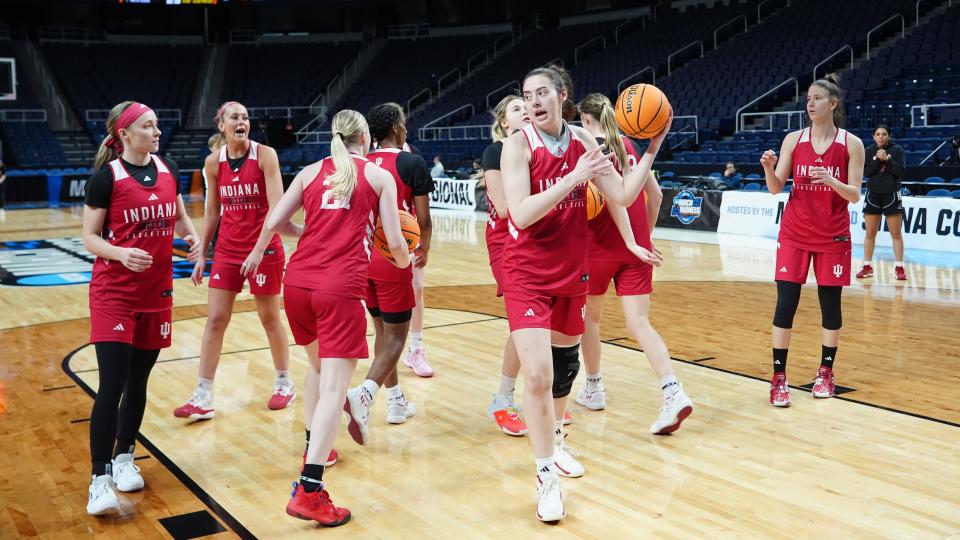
[217,101,240,123]
[107,102,155,156]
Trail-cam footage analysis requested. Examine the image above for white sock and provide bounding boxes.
[386,384,403,400]
[197,377,213,395]
[497,375,516,397]
[554,421,564,447]
[275,369,290,379]
[585,372,602,389]
[535,456,557,477]
[409,331,423,349]
[862,260,873,266]
[895,261,904,268]
[660,375,680,398]
[361,379,380,402]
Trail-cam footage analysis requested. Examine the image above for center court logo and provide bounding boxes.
[670,190,703,225]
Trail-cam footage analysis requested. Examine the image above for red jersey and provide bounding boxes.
[367,148,415,283]
[588,135,652,262]
[284,156,379,299]
[780,127,852,252]
[502,124,589,296]
[215,141,284,265]
[483,141,509,264]
[89,155,177,311]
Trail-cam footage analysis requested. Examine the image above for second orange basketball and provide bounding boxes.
[615,83,672,139]
[373,210,420,260]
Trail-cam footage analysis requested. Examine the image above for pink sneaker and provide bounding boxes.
[404,346,434,378]
[267,377,296,410]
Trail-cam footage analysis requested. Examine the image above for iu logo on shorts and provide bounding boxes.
[255,273,267,287]
[160,321,171,339]
[833,264,843,278]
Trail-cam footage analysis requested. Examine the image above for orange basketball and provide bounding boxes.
[586,181,604,220]
[615,83,672,139]
[373,210,420,260]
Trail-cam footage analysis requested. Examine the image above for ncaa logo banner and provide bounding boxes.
[429,178,478,211]
[718,191,960,253]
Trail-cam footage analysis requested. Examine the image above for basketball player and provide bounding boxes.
[483,95,531,436]
[343,102,433,442]
[500,65,660,521]
[760,74,864,407]
[266,109,410,527]
[81,101,200,515]
[574,93,692,434]
[175,101,298,421]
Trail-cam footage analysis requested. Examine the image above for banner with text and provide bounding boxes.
[718,191,960,252]
[429,177,479,211]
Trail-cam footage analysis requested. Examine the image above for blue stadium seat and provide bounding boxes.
[742,183,762,191]
[951,189,960,199]
[950,178,960,184]
[926,176,946,183]
[926,188,951,197]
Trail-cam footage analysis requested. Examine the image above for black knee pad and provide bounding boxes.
[551,343,581,398]
[818,285,843,330]
[381,310,412,324]
[773,280,802,329]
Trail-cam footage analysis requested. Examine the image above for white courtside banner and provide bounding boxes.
[429,177,478,211]
[718,191,960,253]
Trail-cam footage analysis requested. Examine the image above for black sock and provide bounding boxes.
[300,463,325,493]
[773,348,788,374]
[821,346,837,369]
[304,429,310,453]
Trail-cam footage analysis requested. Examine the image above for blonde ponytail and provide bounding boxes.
[578,93,627,171]
[490,94,520,142]
[327,109,367,201]
[92,101,134,170]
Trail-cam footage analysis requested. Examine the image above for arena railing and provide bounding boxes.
[867,14,905,60]
[739,111,806,132]
[437,68,462,95]
[667,41,703,76]
[735,78,799,133]
[418,104,476,140]
[85,108,182,125]
[574,36,606,67]
[247,106,313,120]
[813,45,853,82]
[757,0,790,24]
[417,125,489,142]
[668,115,699,147]
[910,103,960,128]
[617,66,655,93]
[0,109,47,122]
[614,16,646,45]
[485,81,520,110]
[713,15,748,50]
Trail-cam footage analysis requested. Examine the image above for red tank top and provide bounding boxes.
[484,141,508,264]
[284,156,379,298]
[588,135,652,262]
[780,127,851,252]
[502,124,589,296]
[367,149,415,283]
[215,141,284,265]
[89,155,177,311]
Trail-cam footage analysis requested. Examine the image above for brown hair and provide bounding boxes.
[523,64,576,121]
[92,101,135,170]
[811,73,845,128]
[577,93,627,172]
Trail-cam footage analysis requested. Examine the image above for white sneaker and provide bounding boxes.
[111,453,144,492]
[575,383,606,410]
[386,396,416,424]
[343,386,371,445]
[650,389,694,435]
[87,474,121,516]
[535,473,565,522]
[553,443,584,478]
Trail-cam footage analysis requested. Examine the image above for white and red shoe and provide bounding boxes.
[268,377,296,410]
[811,366,836,398]
[173,390,214,420]
[894,265,907,281]
[562,411,572,426]
[770,372,791,407]
[535,473,564,522]
[856,264,874,279]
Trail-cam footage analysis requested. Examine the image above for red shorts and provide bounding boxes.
[283,285,368,358]
[365,278,416,314]
[503,290,585,336]
[775,243,851,286]
[209,259,283,295]
[490,257,506,297]
[588,260,653,296]
[90,306,173,350]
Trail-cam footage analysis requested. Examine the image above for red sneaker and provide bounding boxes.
[286,484,351,527]
[173,392,214,420]
[894,265,907,281]
[811,366,835,398]
[267,377,296,410]
[769,373,791,407]
[562,411,572,426]
[492,406,527,436]
[301,450,339,469]
[856,264,874,279]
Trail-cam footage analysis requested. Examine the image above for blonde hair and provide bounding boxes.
[577,93,628,172]
[93,101,135,170]
[490,95,521,142]
[207,133,223,151]
[213,101,246,150]
[327,109,367,201]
